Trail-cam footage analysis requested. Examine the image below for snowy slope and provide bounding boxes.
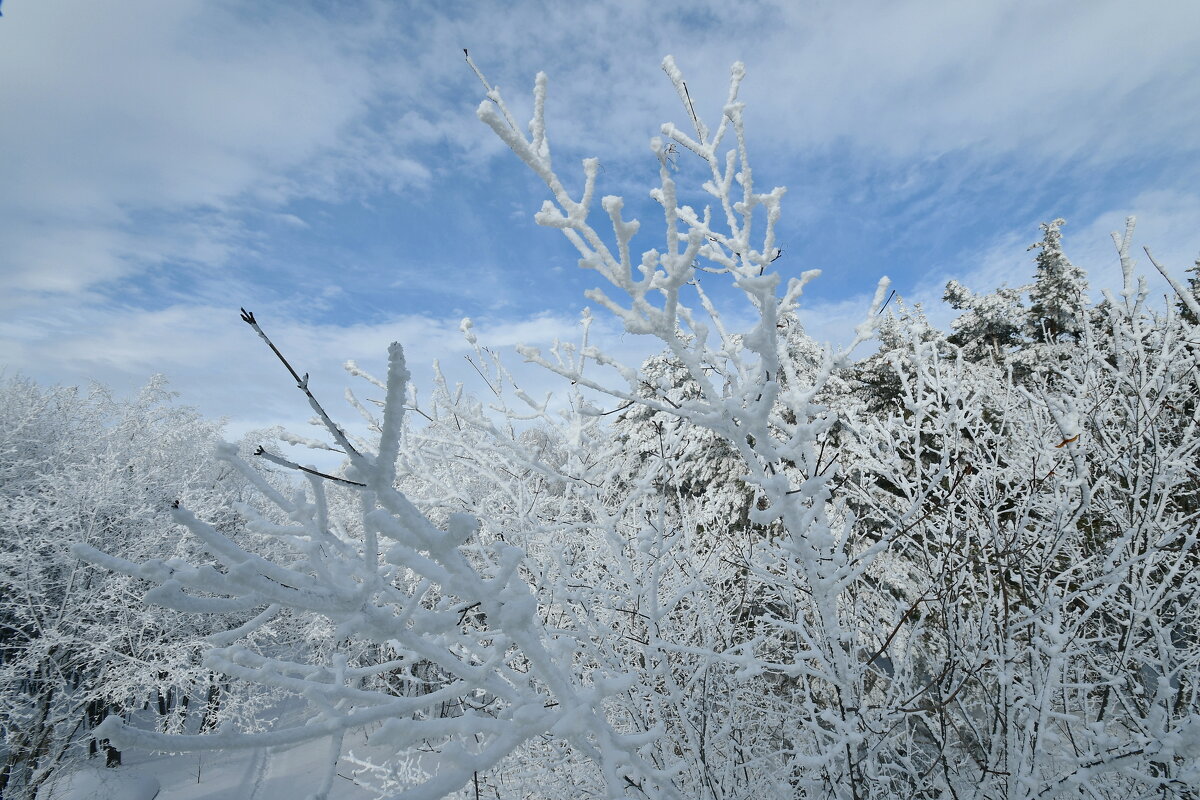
[38,739,380,800]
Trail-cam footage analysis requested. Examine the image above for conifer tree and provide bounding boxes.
[1027,218,1088,342]
[1178,256,1200,325]
[856,301,948,407]
[942,279,1027,361]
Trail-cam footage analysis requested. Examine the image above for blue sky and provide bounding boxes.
[2,0,1199,440]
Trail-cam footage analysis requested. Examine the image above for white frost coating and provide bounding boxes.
[273,428,344,452]
[458,56,1200,800]
[65,57,1200,800]
[77,340,683,800]
[459,316,477,345]
[374,342,410,488]
[344,359,387,390]
[1146,242,1200,321]
[465,55,896,799]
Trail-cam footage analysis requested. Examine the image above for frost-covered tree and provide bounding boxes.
[0,377,257,799]
[838,221,1200,797]
[1178,256,1200,325]
[1028,218,1089,343]
[611,346,753,548]
[856,300,949,408]
[80,312,701,800]
[73,55,1200,800]
[943,279,1027,362]
[76,55,886,799]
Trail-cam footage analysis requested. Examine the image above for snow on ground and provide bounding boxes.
[38,737,380,800]
[37,768,160,800]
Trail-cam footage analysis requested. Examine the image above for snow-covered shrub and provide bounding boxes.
[72,55,1200,800]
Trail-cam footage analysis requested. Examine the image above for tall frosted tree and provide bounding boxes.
[1178,257,1200,325]
[1027,218,1088,343]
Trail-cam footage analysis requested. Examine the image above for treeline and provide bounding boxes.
[0,379,298,798]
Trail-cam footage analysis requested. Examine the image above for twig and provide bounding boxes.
[240,309,363,460]
[876,289,897,316]
[464,49,492,94]
[253,446,365,488]
[591,400,635,417]
[1146,246,1200,321]
[681,82,702,143]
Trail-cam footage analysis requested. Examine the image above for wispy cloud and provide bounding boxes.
[0,0,411,297]
[1,0,1197,436]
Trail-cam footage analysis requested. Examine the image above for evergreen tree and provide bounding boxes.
[1178,256,1200,325]
[612,348,751,542]
[1027,218,1088,343]
[856,301,948,408]
[943,279,1027,362]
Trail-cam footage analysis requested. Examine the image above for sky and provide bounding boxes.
[2,0,1199,445]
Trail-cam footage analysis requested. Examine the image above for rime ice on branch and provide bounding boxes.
[71,52,1200,800]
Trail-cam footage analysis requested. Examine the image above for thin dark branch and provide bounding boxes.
[681,81,702,143]
[406,405,434,423]
[464,354,501,397]
[863,595,930,672]
[240,309,302,384]
[253,446,366,488]
[876,289,897,316]
[592,400,635,417]
[240,308,363,460]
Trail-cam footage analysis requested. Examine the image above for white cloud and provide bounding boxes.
[2,0,1198,441]
[0,294,637,438]
[393,0,1200,166]
[5,0,1196,303]
[0,0,419,297]
[742,0,1200,159]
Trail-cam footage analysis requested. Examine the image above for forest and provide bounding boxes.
[2,58,1199,800]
